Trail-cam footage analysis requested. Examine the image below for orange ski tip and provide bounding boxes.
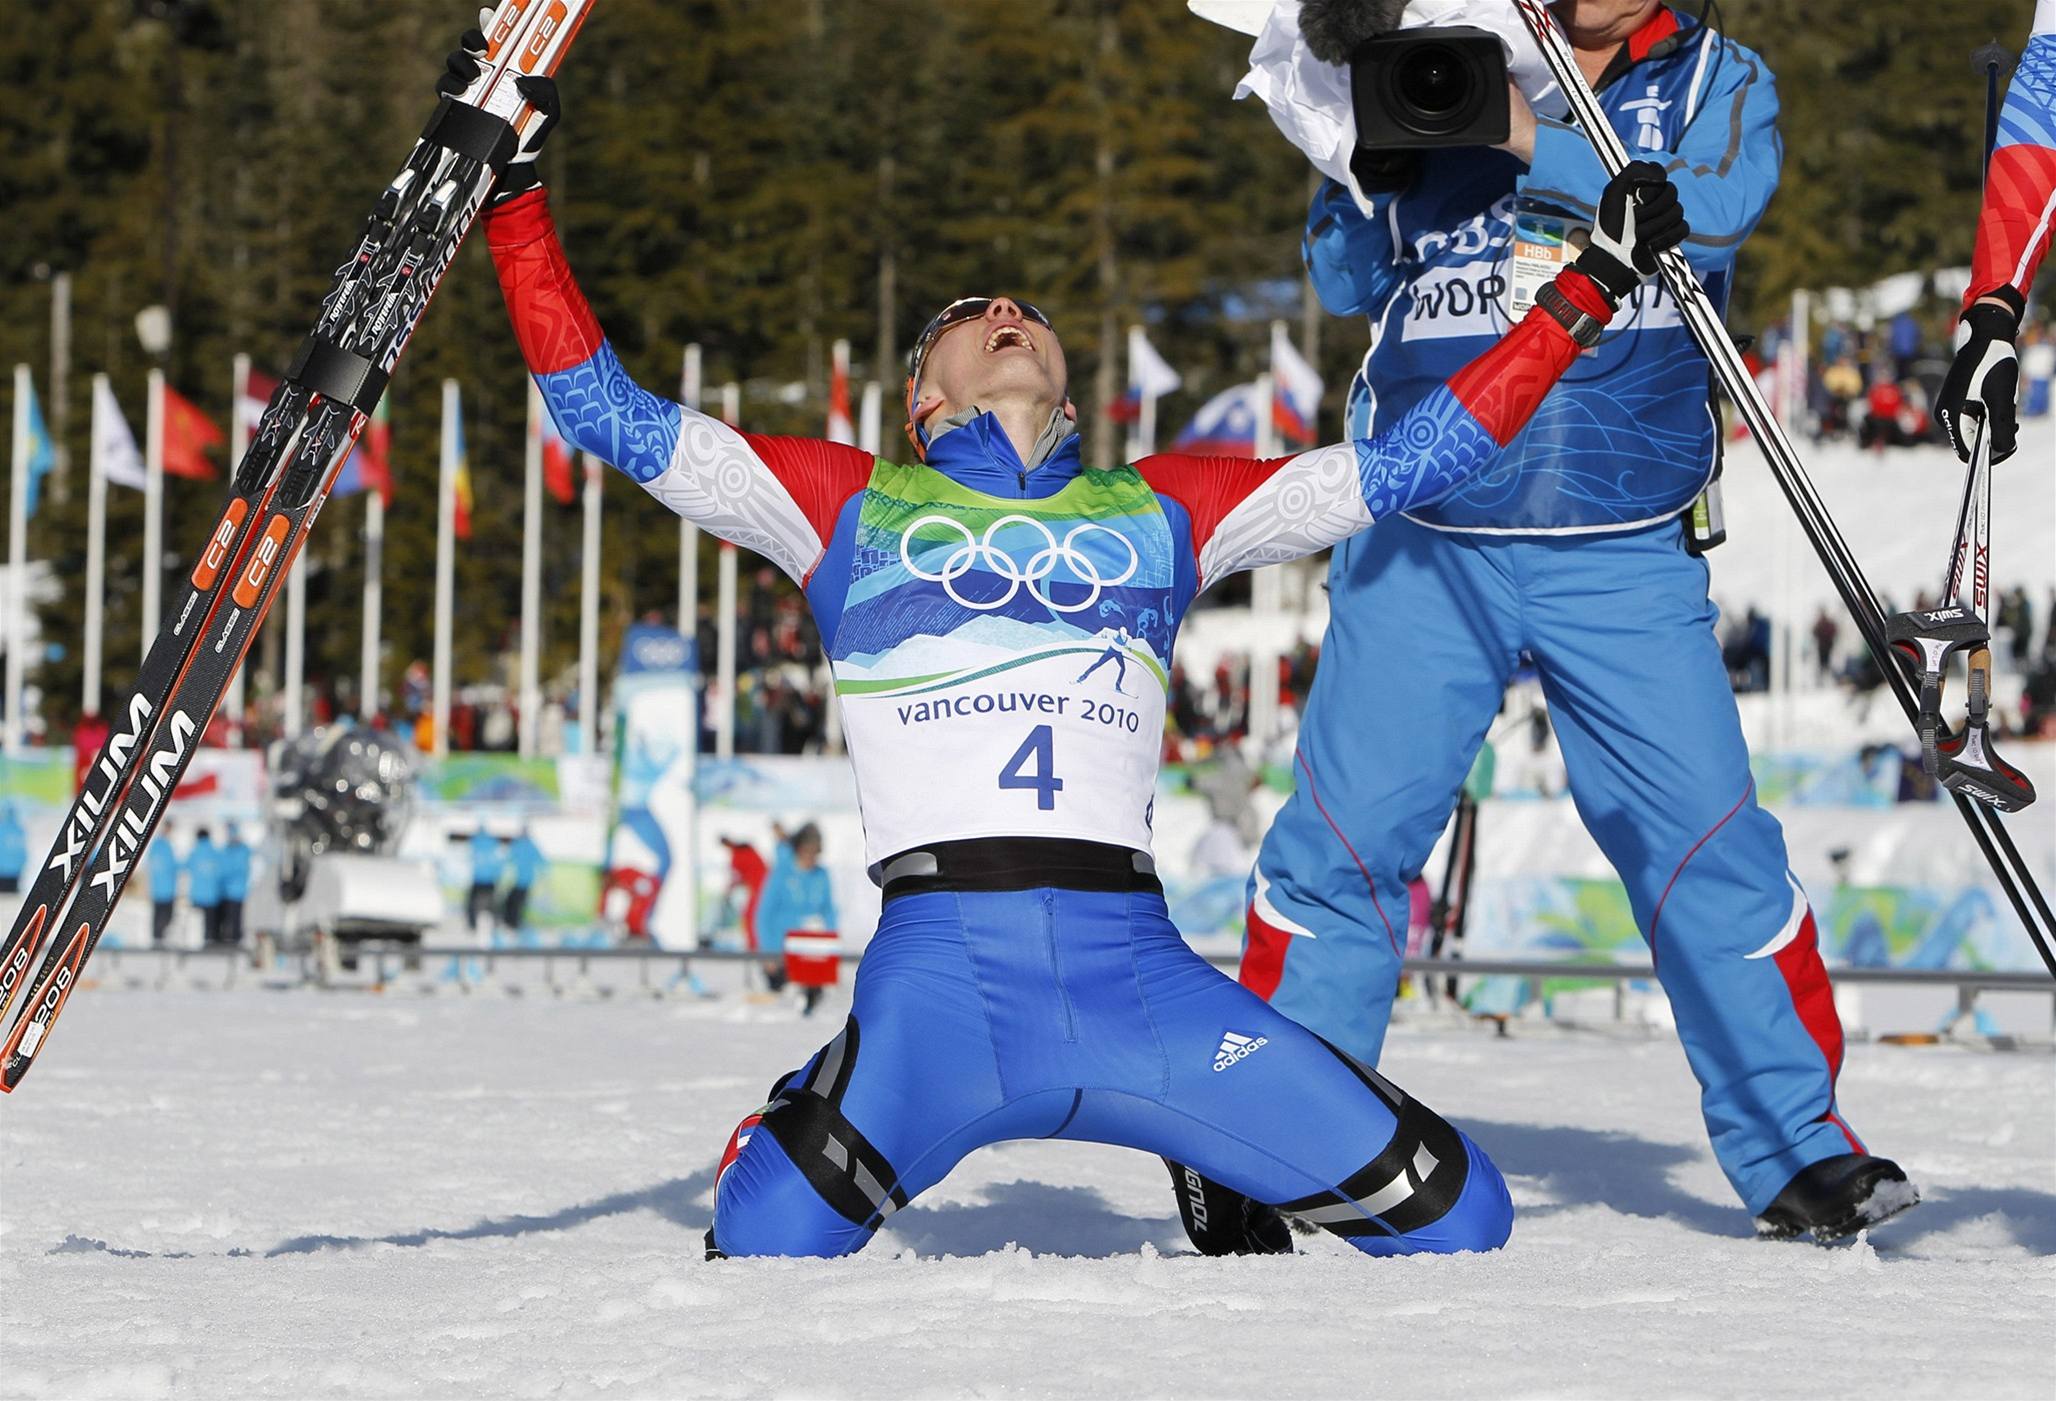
[0,904,49,1016]
[1,922,92,1069]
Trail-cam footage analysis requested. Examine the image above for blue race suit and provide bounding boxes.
[1242,6,1868,1214]
[755,842,837,956]
[486,184,1629,1260]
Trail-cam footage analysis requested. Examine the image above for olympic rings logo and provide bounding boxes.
[900,514,1139,613]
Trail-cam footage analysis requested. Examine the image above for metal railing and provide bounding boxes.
[93,939,2056,994]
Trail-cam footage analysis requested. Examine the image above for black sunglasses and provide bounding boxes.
[906,296,1055,394]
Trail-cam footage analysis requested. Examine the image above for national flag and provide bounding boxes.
[1270,324,1323,445]
[826,339,855,445]
[1112,327,1183,424]
[19,373,56,518]
[1131,326,1183,400]
[161,382,224,480]
[452,397,474,541]
[1172,383,1265,457]
[94,378,147,489]
[334,396,394,504]
[535,394,575,505]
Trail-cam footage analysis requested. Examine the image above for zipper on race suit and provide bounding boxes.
[1043,889,1078,1043]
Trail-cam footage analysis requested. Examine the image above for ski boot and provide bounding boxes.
[1163,1159,1295,1255]
[1885,605,1987,774]
[1755,1153,1920,1244]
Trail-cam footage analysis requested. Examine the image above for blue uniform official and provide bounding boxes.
[1243,6,1871,1215]
[468,829,505,936]
[148,838,181,944]
[186,831,227,946]
[0,803,26,894]
[502,830,545,934]
[220,829,253,948]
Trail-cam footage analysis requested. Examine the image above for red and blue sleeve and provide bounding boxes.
[1966,12,2056,310]
[1137,269,1616,591]
[482,189,874,584]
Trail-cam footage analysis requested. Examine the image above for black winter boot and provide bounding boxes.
[1755,1153,1919,1243]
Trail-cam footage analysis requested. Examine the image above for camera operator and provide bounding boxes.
[1234,1,1914,1242]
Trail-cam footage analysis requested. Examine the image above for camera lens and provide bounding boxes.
[1397,46,1466,118]
[1386,40,1485,137]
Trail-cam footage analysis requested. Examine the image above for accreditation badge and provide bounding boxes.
[1505,205,1590,351]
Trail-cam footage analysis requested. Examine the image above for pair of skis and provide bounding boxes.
[0,0,595,1092]
[1509,0,2055,979]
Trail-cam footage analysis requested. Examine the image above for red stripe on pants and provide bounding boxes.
[1771,910,1864,1152]
[1239,902,1294,1002]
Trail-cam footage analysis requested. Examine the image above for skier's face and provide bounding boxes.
[913,296,1070,424]
[1549,0,1662,45]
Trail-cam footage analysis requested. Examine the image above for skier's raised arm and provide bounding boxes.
[1938,1,2056,464]
[1136,162,1688,590]
[448,33,872,587]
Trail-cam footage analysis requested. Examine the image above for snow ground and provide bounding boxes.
[2,975,2051,1400]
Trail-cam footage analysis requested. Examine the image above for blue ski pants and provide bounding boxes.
[1240,516,1865,1214]
[710,885,1513,1258]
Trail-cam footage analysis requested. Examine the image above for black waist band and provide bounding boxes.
[880,837,1159,901]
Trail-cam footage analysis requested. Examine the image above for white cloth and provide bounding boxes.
[1225,0,1566,213]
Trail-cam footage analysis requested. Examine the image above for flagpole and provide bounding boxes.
[857,381,881,455]
[1248,368,1282,753]
[362,488,383,725]
[6,365,29,754]
[83,375,109,719]
[678,344,701,647]
[715,382,739,760]
[143,368,164,661]
[1122,326,1138,460]
[677,346,705,948]
[225,354,250,744]
[432,379,458,758]
[577,452,601,756]
[519,379,543,758]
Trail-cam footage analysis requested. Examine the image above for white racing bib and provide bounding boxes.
[825,461,1180,877]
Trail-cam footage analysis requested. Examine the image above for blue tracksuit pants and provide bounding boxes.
[711,885,1513,1258]
[1240,516,1865,1214]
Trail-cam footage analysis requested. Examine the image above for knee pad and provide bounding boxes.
[1278,1040,1511,1255]
[710,1018,907,1257]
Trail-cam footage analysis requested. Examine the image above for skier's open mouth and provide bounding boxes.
[984,324,1036,354]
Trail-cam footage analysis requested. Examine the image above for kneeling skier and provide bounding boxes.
[447,28,1688,1259]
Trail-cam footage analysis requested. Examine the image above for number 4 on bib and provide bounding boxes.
[999,726,1064,810]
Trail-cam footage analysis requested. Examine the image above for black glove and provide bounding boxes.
[437,8,560,203]
[1572,160,1690,303]
[1935,293,2022,464]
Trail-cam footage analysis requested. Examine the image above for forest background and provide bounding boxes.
[0,0,2027,728]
